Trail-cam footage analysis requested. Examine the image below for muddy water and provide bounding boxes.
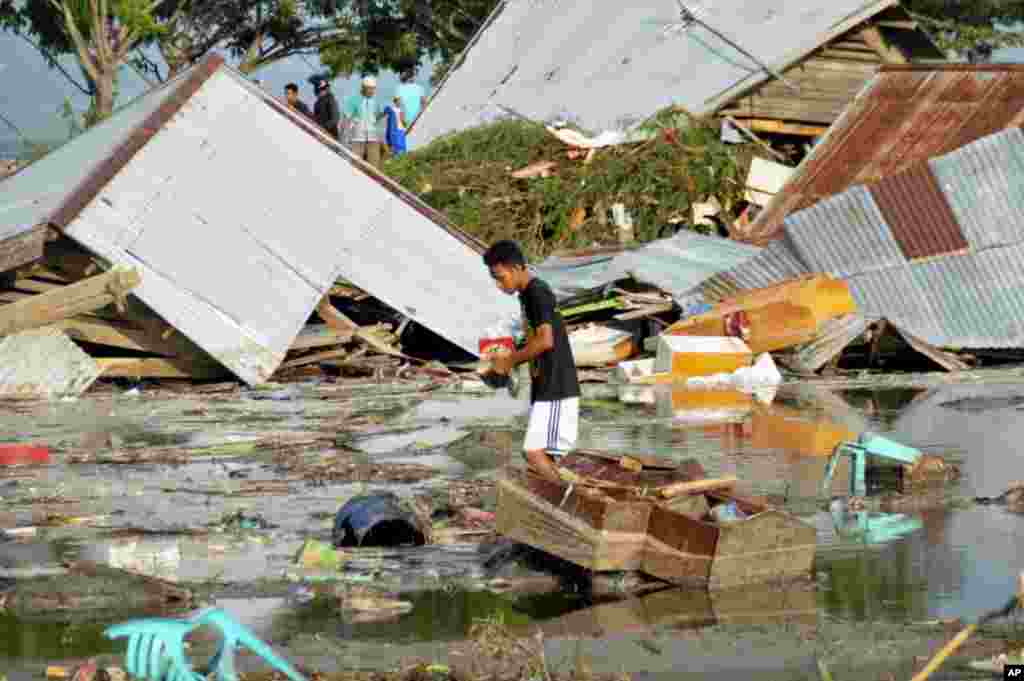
[1,378,1023,679]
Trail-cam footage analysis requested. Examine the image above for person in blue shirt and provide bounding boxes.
[395,69,427,127]
[384,96,408,157]
[342,76,386,167]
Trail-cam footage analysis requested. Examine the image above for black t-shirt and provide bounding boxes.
[519,277,580,403]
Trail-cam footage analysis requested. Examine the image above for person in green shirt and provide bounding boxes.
[342,76,386,167]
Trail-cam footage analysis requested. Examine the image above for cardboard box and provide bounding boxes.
[654,336,752,379]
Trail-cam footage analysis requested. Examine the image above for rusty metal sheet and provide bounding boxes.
[869,164,966,260]
[929,127,1024,251]
[739,65,1024,245]
[785,185,904,278]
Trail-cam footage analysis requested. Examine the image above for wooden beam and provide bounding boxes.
[49,317,185,356]
[875,20,918,30]
[657,476,738,499]
[735,118,830,137]
[289,323,353,351]
[0,225,47,275]
[12,278,64,294]
[96,357,228,380]
[279,347,349,370]
[819,48,883,62]
[317,295,405,359]
[860,26,909,64]
[0,266,140,338]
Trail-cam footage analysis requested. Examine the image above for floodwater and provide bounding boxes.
[2,374,1024,680]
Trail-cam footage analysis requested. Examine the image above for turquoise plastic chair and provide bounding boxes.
[821,432,922,498]
[105,607,307,681]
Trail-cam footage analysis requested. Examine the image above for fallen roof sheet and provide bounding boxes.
[409,0,902,150]
[738,64,1024,245]
[716,126,1024,349]
[534,230,763,302]
[0,56,518,385]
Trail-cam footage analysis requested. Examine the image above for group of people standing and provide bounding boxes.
[283,69,426,167]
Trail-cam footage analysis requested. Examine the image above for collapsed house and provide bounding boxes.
[0,55,519,389]
[701,65,1024,359]
[408,0,941,149]
[732,64,1024,246]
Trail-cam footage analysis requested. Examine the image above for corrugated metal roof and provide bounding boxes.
[728,124,1024,348]
[846,266,946,342]
[535,229,762,301]
[739,65,1024,245]
[928,127,1024,251]
[0,69,192,242]
[409,0,901,149]
[703,238,808,301]
[784,185,903,278]
[870,164,966,260]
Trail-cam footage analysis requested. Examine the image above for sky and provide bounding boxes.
[1,32,1024,155]
[0,32,434,153]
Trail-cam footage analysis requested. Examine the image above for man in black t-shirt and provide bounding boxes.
[483,240,580,481]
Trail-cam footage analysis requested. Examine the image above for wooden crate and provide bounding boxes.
[495,477,652,571]
[643,493,817,590]
[495,453,704,572]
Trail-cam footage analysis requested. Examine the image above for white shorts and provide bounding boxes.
[523,397,579,457]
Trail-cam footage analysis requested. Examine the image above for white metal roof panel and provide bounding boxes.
[409,0,895,149]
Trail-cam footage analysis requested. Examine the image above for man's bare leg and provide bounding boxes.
[525,449,561,481]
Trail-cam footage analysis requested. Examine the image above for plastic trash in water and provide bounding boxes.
[333,493,427,548]
[105,607,306,681]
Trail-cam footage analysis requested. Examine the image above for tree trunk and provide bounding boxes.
[93,70,116,123]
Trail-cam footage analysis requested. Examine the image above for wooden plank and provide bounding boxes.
[735,119,830,137]
[819,48,885,62]
[893,325,969,372]
[12,278,64,294]
[279,347,349,369]
[49,317,183,356]
[0,225,47,275]
[289,323,353,351]
[658,477,738,499]
[860,25,909,64]
[96,357,228,380]
[0,266,140,338]
[317,295,407,359]
[875,20,918,30]
[614,303,674,321]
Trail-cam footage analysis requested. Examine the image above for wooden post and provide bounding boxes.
[0,265,141,338]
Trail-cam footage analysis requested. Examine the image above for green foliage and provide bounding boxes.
[904,0,1024,58]
[383,116,759,259]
